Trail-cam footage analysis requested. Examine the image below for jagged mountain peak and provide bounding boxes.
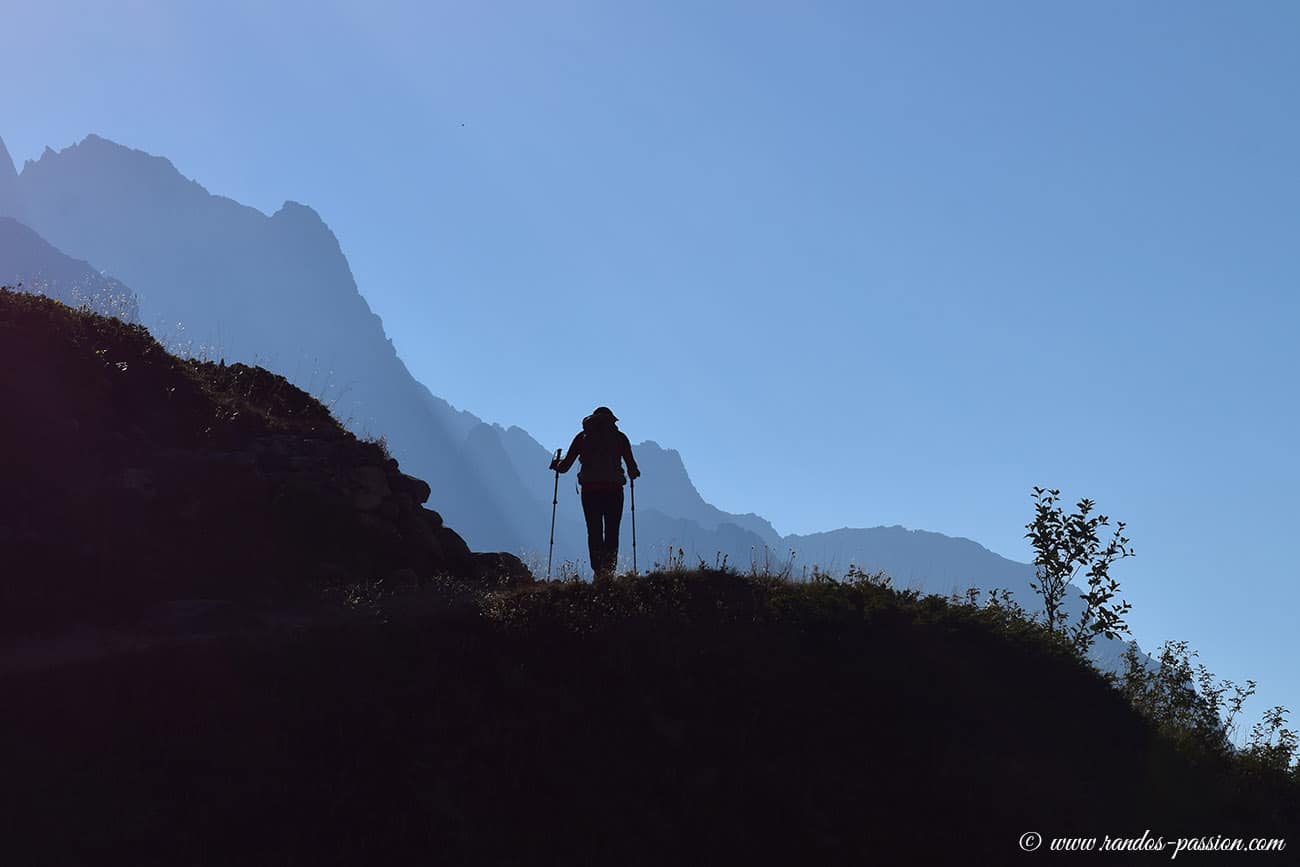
[0,135,23,221]
[1,136,16,180]
[30,134,183,181]
[271,199,327,225]
[268,200,342,252]
[47,133,182,174]
[19,134,265,230]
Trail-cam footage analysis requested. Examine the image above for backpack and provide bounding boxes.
[578,414,626,486]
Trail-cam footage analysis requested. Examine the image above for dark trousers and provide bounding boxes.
[581,487,624,577]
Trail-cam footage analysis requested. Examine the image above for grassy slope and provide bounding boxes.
[0,287,344,624]
[4,571,1295,865]
[3,289,1295,864]
[0,288,490,632]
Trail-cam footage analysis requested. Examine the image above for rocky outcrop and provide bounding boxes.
[470,552,533,588]
[0,289,530,633]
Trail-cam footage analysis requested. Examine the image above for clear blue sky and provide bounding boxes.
[5,1,1297,731]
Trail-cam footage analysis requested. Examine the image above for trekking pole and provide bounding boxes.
[547,448,561,579]
[630,476,637,575]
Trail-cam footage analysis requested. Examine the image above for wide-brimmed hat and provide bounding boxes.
[591,406,618,421]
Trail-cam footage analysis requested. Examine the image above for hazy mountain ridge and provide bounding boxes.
[627,442,782,546]
[1,133,784,568]
[0,217,139,321]
[1,141,139,319]
[4,133,1114,623]
[0,137,24,222]
[4,133,528,551]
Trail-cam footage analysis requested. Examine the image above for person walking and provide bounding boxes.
[551,406,640,580]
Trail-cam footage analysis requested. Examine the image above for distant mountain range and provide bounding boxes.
[0,132,1126,663]
[1,139,137,320]
[0,217,139,322]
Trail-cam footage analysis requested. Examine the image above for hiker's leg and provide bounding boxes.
[580,490,603,575]
[602,488,624,575]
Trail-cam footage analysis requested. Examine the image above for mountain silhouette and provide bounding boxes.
[0,137,23,222]
[2,134,778,567]
[5,138,1293,866]
[7,134,530,551]
[4,133,1128,640]
[0,217,139,321]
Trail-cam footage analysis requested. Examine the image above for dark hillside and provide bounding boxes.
[0,288,526,633]
[2,288,1295,865]
[2,572,1295,865]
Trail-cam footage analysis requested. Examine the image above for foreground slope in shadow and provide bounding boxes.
[0,288,527,636]
[3,571,1296,865]
[2,288,1295,864]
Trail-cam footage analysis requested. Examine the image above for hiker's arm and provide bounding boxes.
[555,433,582,473]
[622,434,640,480]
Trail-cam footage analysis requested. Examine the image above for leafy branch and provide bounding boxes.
[1025,486,1135,654]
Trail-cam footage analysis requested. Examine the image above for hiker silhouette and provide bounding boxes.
[551,406,640,579]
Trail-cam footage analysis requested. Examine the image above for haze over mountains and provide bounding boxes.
[0,217,139,322]
[0,138,23,222]
[1,139,137,320]
[2,132,1094,631]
